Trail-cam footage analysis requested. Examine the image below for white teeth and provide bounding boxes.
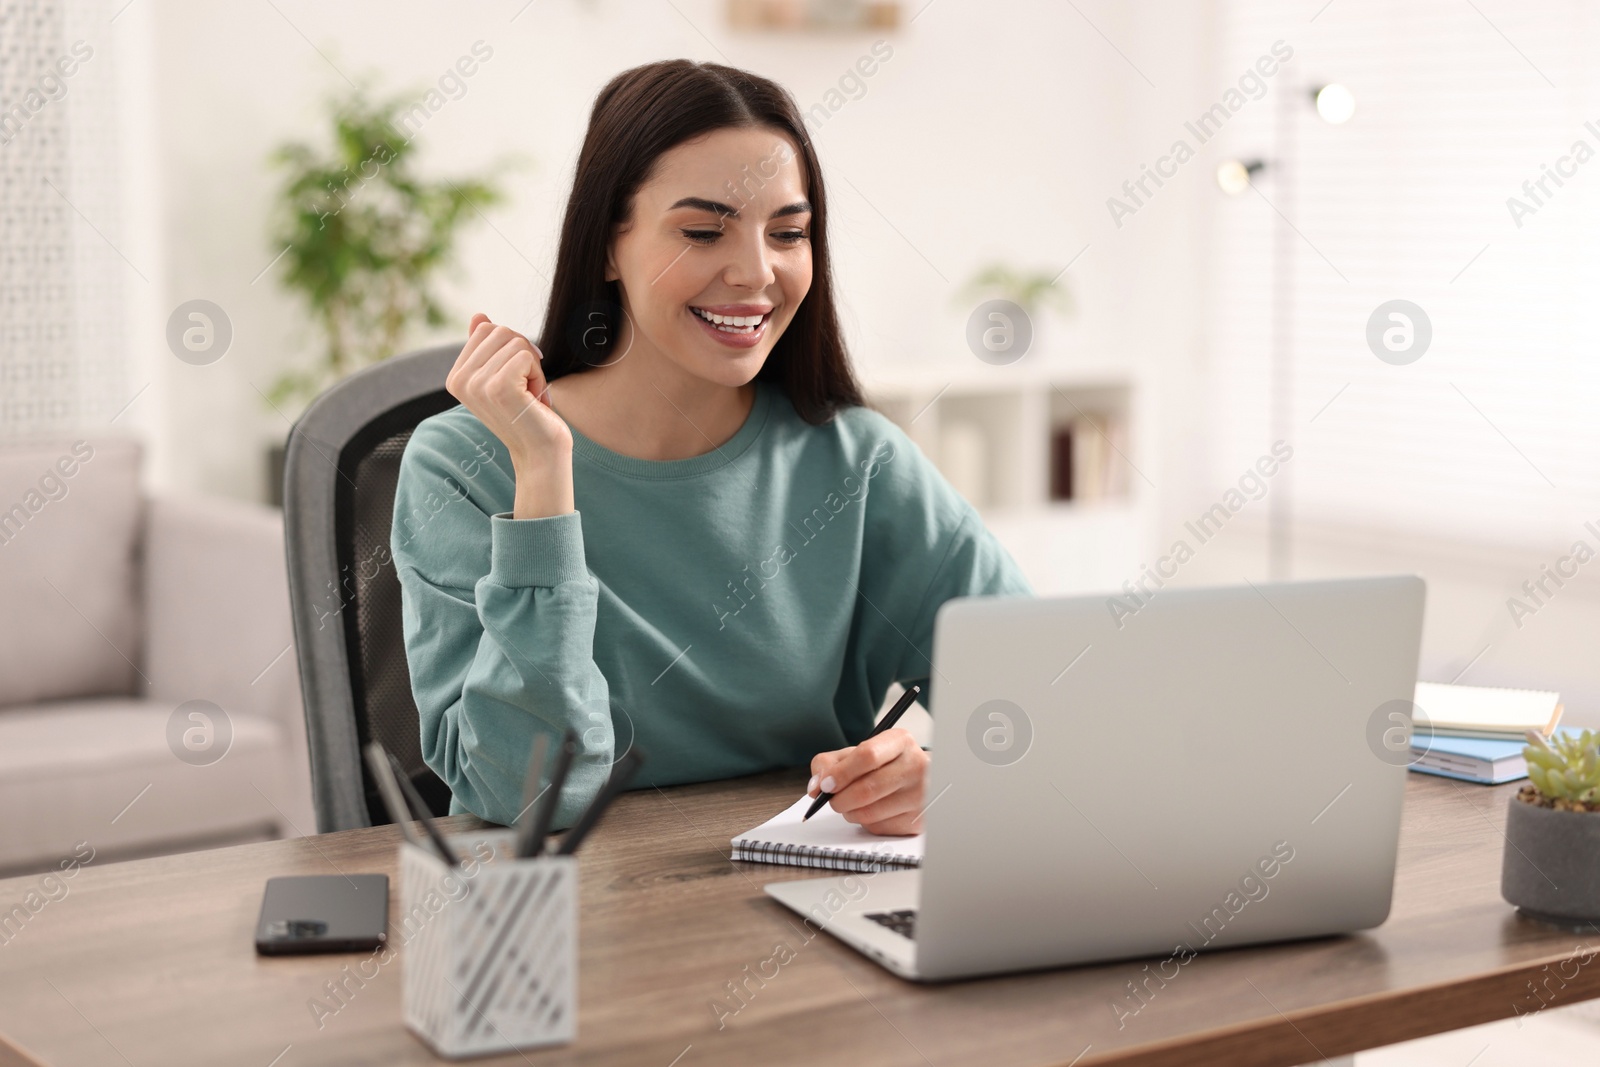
[692,307,767,329]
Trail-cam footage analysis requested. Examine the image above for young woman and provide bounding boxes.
[392,59,1031,836]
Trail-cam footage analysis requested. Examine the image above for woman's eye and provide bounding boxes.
[680,228,808,245]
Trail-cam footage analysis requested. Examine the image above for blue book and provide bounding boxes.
[1409,729,1578,785]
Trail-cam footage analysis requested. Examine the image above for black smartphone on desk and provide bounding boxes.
[254,874,389,956]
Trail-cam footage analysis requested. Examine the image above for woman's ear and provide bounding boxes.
[603,220,630,283]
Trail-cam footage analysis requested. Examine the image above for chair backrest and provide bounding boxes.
[283,345,461,833]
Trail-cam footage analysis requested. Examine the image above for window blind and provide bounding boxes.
[1207,0,1600,551]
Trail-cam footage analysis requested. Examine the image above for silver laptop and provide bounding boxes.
[765,575,1426,981]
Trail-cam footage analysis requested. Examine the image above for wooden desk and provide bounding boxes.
[1,771,1597,1067]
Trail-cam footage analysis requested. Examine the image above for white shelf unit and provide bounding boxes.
[861,359,1152,596]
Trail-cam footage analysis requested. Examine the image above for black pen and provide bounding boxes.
[364,742,424,850]
[553,748,646,856]
[512,733,551,861]
[804,682,923,822]
[523,727,579,858]
[386,750,462,868]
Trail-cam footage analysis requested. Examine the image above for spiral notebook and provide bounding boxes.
[731,796,925,873]
[1412,681,1563,740]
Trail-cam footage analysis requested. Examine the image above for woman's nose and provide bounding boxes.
[722,234,775,290]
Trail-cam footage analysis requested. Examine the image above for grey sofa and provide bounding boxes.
[0,436,314,874]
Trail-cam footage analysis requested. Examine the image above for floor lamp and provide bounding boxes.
[1216,81,1354,580]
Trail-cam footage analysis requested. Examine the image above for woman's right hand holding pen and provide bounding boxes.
[804,684,928,836]
[806,729,929,836]
[446,312,574,519]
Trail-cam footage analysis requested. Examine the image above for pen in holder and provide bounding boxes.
[399,828,577,1058]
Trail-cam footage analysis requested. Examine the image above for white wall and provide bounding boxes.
[103,1,1598,721]
[109,0,1212,511]
[1175,515,1600,730]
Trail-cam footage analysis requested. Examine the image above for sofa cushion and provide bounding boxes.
[143,494,299,714]
[0,438,143,706]
[0,697,290,870]
[141,494,313,837]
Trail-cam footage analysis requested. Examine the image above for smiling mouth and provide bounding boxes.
[689,306,772,335]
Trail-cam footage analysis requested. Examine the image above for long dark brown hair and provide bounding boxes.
[535,60,864,425]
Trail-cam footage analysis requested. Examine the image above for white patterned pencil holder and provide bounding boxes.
[399,829,577,1058]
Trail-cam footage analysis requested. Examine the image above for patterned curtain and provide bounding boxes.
[0,0,127,438]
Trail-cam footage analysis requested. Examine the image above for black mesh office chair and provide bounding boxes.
[283,344,463,833]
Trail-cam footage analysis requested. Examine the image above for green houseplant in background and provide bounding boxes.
[1501,728,1600,929]
[952,262,1075,365]
[957,262,1075,321]
[262,86,506,504]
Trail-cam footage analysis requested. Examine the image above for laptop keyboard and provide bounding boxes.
[864,908,918,940]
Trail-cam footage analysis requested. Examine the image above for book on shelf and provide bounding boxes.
[1050,412,1129,503]
[1050,425,1073,500]
[939,419,989,510]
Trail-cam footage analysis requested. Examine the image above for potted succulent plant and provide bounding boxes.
[1501,728,1600,930]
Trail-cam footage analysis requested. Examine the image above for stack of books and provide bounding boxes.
[1048,412,1131,503]
[1408,682,1565,785]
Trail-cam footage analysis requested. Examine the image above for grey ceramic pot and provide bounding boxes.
[1502,795,1600,930]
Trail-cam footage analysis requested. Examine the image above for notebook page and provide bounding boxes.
[732,796,924,864]
[1414,682,1561,732]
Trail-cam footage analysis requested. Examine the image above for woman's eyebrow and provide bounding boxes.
[666,196,737,218]
[666,196,813,220]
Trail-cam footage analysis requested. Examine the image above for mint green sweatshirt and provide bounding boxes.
[391,380,1032,829]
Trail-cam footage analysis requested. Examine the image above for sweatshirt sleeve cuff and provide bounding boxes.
[488,510,589,587]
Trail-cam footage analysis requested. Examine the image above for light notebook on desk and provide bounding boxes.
[731,797,923,873]
[1412,681,1562,740]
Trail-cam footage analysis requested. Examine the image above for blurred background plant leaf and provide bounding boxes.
[955,262,1074,318]
[265,86,512,411]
